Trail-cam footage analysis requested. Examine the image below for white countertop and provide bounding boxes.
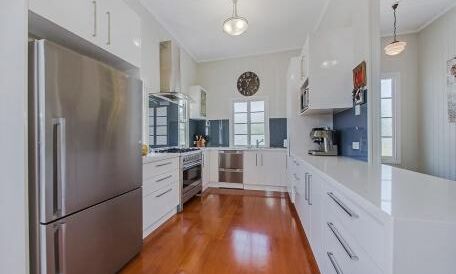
[295,154,456,223]
[142,153,180,164]
[203,147,287,151]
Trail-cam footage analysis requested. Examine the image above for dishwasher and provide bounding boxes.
[218,150,244,185]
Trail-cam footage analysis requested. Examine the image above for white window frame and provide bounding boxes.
[230,97,270,147]
[380,73,401,165]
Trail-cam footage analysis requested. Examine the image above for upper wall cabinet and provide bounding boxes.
[189,85,207,120]
[30,0,141,67]
[299,29,354,115]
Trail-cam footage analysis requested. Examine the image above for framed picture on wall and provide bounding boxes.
[448,57,456,86]
[352,61,367,105]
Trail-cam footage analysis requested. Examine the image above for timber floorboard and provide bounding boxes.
[120,188,320,274]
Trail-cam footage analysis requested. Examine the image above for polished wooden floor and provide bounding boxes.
[120,188,320,274]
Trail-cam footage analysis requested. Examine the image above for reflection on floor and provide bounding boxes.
[120,188,320,274]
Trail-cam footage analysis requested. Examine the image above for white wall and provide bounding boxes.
[0,0,29,273]
[381,34,420,171]
[197,50,300,120]
[418,7,456,181]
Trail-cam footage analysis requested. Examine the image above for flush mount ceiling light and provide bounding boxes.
[223,0,248,36]
[385,2,407,56]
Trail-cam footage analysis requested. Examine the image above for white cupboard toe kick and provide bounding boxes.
[287,154,456,274]
[142,157,180,238]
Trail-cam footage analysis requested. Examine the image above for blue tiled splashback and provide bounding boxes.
[333,104,368,162]
[207,120,230,147]
[269,118,287,148]
[189,118,288,148]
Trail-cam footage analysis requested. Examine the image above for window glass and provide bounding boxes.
[380,76,399,163]
[250,101,265,112]
[234,102,248,113]
[234,113,248,124]
[234,135,248,146]
[233,100,267,147]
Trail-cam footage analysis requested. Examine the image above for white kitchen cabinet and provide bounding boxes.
[30,0,141,67]
[29,0,97,44]
[202,150,210,190]
[98,0,140,67]
[299,29,354,115]
[308,171,323,267]
[189,86,207,120]
[244,150,287,189]
[262,150,287,187]
[142,156,180,238]
[243,151,262,185]
[208,150,219,183]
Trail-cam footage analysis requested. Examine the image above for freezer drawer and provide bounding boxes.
[38,188,142,274]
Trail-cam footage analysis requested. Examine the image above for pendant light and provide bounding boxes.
[223,0,248,36]
[385,2,407,56]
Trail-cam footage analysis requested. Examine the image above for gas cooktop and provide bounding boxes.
[154,147,201,154]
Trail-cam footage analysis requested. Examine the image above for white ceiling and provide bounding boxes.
[140,0,327,62]
[380,0,456,36]
[140,0,455,62]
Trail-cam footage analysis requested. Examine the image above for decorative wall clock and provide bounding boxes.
[237,71,260,97]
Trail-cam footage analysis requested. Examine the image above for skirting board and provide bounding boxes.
[209,182,244,189]
[243,185,287,192]
[143,208,177,239]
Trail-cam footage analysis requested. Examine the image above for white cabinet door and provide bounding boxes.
[261,151,287,187]
[295,164,312,237]
[243,151,262,185]
[30,0,97,44]
[209,150,219,183]
[308,172,323,268]
[202,151,210,189]
[98,0,141,67]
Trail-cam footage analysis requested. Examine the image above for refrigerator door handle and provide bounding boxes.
[53,222,67,274]
[52,118,66,218]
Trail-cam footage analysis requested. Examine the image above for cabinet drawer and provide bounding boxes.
[323,211,383,274]
[143,181,179,231]
[324,183,386,269]
[143,171,179,197]
[143,158,179,180]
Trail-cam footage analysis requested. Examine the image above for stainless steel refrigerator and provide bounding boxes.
[29,40,143,274]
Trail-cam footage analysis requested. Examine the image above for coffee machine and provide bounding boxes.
[308,128,338,156]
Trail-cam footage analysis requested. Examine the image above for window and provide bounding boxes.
[178,102,188,147]
[233,100,267,147]
[380,74,401,164]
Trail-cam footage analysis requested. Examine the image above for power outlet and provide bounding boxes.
[352,142,360,150]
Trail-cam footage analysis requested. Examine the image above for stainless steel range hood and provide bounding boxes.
[151,40,192,104]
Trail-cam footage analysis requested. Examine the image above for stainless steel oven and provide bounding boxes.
[179,151,202,211]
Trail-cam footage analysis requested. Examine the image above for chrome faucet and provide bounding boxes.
[255,138,265,148]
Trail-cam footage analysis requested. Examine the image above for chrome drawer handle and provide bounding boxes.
[156,175,172,183]
[327,222,358,261]
[327,252,344,274]
[327,192,359,219]
[156,188,173,198]
[156,162,172,167]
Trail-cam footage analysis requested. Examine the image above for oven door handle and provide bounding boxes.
[183,162,202,170]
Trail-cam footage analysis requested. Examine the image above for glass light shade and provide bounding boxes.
[384,41,407,56]
[223,17,248,36]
